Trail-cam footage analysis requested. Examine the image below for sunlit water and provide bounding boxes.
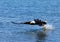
[0,0,60,42]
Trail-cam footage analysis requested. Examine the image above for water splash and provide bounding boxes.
[42,24,54,30]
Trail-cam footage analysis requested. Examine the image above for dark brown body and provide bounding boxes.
[12,19,47,26]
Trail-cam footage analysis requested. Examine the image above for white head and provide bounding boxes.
[30,21,36,24]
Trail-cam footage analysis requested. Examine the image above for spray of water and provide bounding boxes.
[42,24,54,30]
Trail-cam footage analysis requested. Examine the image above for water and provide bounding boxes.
[42,24,54,30]
[0,0,60,42]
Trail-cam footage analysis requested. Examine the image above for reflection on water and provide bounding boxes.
[36,31,46,42]
[25,28,47,42]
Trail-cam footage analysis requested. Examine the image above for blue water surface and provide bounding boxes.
[0,0,60,42]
